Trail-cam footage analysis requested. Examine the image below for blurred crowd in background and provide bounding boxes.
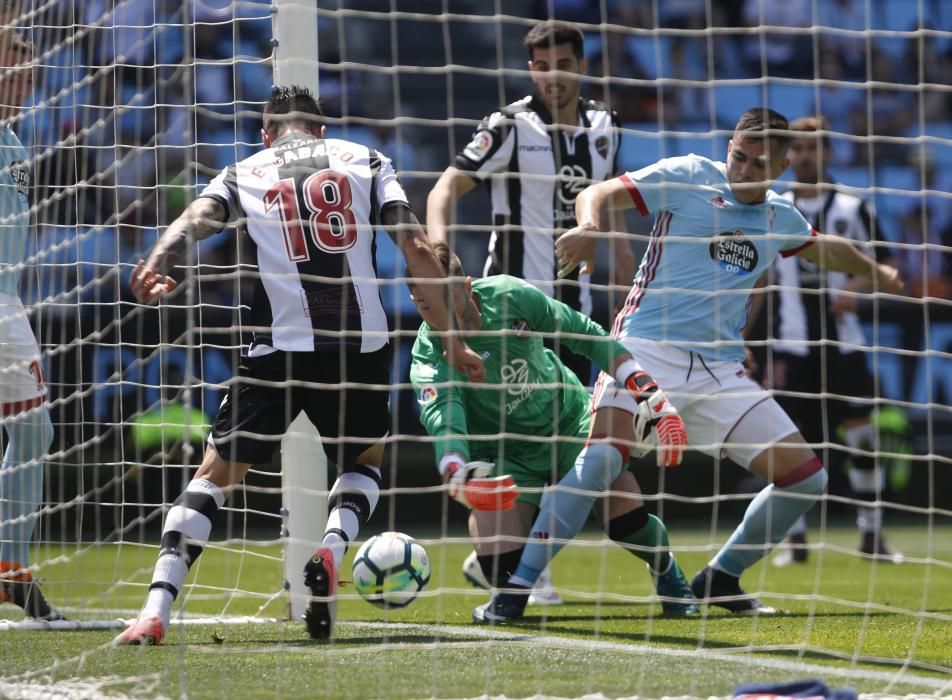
[14,0,952,311]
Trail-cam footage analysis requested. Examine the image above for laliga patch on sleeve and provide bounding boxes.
[418,385,438,404]
[463,130,493,161]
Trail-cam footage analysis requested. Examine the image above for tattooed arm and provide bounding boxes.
[130,197,228,304]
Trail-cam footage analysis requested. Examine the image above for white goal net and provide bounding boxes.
[2,1,951,699]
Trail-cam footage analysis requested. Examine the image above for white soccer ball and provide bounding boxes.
[351,531,431,609]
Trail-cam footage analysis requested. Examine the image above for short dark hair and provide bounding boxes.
[406,242,465,296]
[523,20,585,61]
[431,242,466,279]
[263,85,324,139]
[734,107,792,154]
[789,115,832,151]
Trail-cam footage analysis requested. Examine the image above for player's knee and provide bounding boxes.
[775,456,827,495]
[577,441,627,493]
[605,505,649,542]
[477,548,523,588]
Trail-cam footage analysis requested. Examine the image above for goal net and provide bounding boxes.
[3,1,951,698]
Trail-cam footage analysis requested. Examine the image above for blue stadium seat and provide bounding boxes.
[625,36,671,80]
[712,84,766,125]
[672,131,728,161]
[875,0,922,30]
[617,123,668,171]
[766,84,818,122]
[874,165,921,223]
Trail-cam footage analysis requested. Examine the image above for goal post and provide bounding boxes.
[271,0,326,623]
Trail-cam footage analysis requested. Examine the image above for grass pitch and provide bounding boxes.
[0,523,949,699]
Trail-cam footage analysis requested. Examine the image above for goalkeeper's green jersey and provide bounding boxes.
[410,275,629,463]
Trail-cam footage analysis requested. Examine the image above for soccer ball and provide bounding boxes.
[351,531,431,609]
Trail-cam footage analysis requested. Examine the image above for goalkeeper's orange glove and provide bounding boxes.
[440,455,518,511]
[616,360,688,468]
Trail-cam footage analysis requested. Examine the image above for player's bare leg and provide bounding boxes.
[305,440,386,641]
[115,445,249,645]
[692,429,827,615]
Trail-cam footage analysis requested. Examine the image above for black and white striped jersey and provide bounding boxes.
[454,95,620,315]
[200,131,409,356]
[772,188,887,356]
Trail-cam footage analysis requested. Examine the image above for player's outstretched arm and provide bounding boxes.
[384,204,485,383]
[797,233,903,295]
[425,166,477,245]
[130,197,228,304]
[556,177,638,278]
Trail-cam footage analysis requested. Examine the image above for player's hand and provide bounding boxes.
[130,259,177,304]
[829,294,857,320]
[443,459,517,511]
[444,338,485,384]
[555,225,598,278]
[623,371,687,468]
[875,263,903,295]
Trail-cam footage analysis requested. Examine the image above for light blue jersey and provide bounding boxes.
[0,126,31,297]
[612,154,814,361]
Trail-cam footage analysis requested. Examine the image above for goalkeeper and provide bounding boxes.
[409,244,697,617]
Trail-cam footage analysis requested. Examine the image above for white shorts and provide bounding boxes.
[592,338,797,467]
[0,293,47,415]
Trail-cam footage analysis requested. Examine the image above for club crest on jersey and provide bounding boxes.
[463,130,493,161]
[709,195,727,209]
[511,319,529,338]
[709,229,759,274]
[418,385,438,404]
[835,218,849,234]
[10,160,29,202]
[595,135,610,159]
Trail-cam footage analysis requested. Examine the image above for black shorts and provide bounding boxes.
[211,347,391,466]
[770,349,874,443]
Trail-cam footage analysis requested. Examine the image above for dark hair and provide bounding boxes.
[431,242,466,278]
[263,85,324,138]
[523,20,585,61]
[734,107,792,153]
[789,115,832,151]
[406,242,465,295]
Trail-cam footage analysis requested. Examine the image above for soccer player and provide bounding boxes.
[426,19,635,384]
[115,86,484,645]
[0,30,61,621]
[410,244,695,616]
[760,116,901,565]
[476,108,903,621]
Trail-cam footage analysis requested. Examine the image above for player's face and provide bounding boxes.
[726,136,789,204]
[528,43,587,112]
[0,47,33,118]
[788,135,826,184]
[410,282,473,330]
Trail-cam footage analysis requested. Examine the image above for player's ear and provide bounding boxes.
[320,125,327,139]
[464,276,473,296]
[578,56,588,74]
[261,128,271,148]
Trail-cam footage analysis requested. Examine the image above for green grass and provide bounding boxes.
[0,523,950,699]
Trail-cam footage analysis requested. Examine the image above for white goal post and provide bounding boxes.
[271,0,328,623]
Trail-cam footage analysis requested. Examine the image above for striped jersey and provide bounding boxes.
[612,154,815,361]
[200,131,409,356]
[0,126,31,297]
[773,188,887,356]
[454,95,620,315]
